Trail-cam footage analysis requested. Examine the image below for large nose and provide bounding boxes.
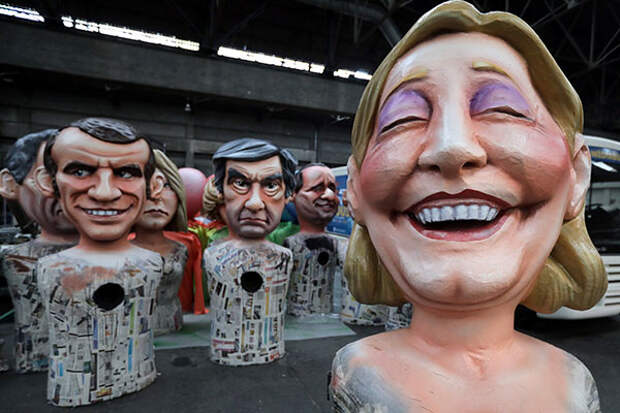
[244,183,265,212]
[321,186,337,202]
[88,169,122,201]
[417,104,487,177]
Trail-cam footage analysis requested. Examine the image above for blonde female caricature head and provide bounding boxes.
[345,0,606,313]
[136,149,188,233]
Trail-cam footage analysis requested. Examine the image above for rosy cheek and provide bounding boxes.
[489,128,572,200]
[360,137,419,207]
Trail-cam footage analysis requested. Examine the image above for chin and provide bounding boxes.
[390,258,531,309]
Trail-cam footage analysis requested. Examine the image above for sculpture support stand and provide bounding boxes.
[284,233,339,317]
[205,240,292,366]
[152,242,188,336]
[384,303,413,331]
[37,247,162,407]
[2,240,74,372]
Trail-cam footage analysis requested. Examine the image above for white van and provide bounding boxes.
[541,134,620,319]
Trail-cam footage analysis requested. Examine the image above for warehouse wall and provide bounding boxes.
[0,84,353,175]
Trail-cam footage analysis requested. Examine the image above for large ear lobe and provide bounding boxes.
[346,155,365,225]
[565,133,591,220]
[0,169,19,200]
[150,174,165,200]
[34,166,56,198]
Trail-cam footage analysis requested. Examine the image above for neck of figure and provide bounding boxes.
[38,228,79,245]
[133,226,173,255]
[406,300,520,378]
[298,218,327,235]
[227,232,267,245]
[133,226,168,247]
[76,234,133,253]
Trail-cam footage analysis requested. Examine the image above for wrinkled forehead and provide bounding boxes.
[224,156,283,179]
[301,166,336,188]
[53,127,150,168]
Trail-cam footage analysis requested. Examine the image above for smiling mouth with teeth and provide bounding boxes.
[411,203,500,227]
[83,208,128,217]
[406,190,511,241]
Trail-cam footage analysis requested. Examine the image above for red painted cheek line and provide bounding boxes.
[408,211,510,242]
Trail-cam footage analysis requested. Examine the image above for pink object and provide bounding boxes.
[179,168,208,218]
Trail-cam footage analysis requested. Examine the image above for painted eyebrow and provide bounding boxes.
[471,61,512,80]
[113,164,143,177]
[379,69,429,112]
[227,168,249,182]
[260,173,283,184]
[62,161,96,173]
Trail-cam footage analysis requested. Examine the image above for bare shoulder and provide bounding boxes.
[517,332,600,412]
[330,332,411,413]
[562,351,600,413]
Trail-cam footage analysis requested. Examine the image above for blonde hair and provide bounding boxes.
[201,177,224,221]
[345,0,606,313]
[153,149,187,232]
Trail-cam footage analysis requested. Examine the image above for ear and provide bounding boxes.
[34,166,56,198]
[150,173,165,199]
[346,155,364,224]
[565,133,591,220]
[0,169,19,200]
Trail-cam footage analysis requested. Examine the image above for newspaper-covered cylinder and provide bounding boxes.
[205,240,292,366]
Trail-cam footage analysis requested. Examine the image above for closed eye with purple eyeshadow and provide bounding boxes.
[470,82,531,119]
[378,89,431,134]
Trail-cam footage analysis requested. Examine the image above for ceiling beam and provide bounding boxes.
[0,20,364,115]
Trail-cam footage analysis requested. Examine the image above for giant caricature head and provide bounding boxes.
[212,138,297,239]
[36,118,156,244]
[136,149,188,232]
[0,129,76,236]
[345,0,606,314]
[293,163,339,231]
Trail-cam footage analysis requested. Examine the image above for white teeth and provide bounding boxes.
[423,208,432,223]
[413,203,502,225]
[479,205,490,219]
[469,204,479,218]
[86,209,121,216]
[417,212,426,224]
[455,205,468,220]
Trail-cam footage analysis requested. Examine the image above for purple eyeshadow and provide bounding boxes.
[470,82,530,116]
[378,89,430,132]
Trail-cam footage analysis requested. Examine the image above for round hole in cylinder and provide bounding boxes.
[92,283,125,311]
[240,271,263,294]
[317,251,330,266]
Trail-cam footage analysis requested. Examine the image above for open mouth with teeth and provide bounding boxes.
[406,190,511,241]
[82,207,130,217]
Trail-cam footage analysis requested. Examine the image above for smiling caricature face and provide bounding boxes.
[136,169,178,231]
[295,166,339,229]
[350,32,584,310]
[50,127,149,243]
[223,156,286,239]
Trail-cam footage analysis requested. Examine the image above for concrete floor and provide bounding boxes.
[1,314,619,412]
